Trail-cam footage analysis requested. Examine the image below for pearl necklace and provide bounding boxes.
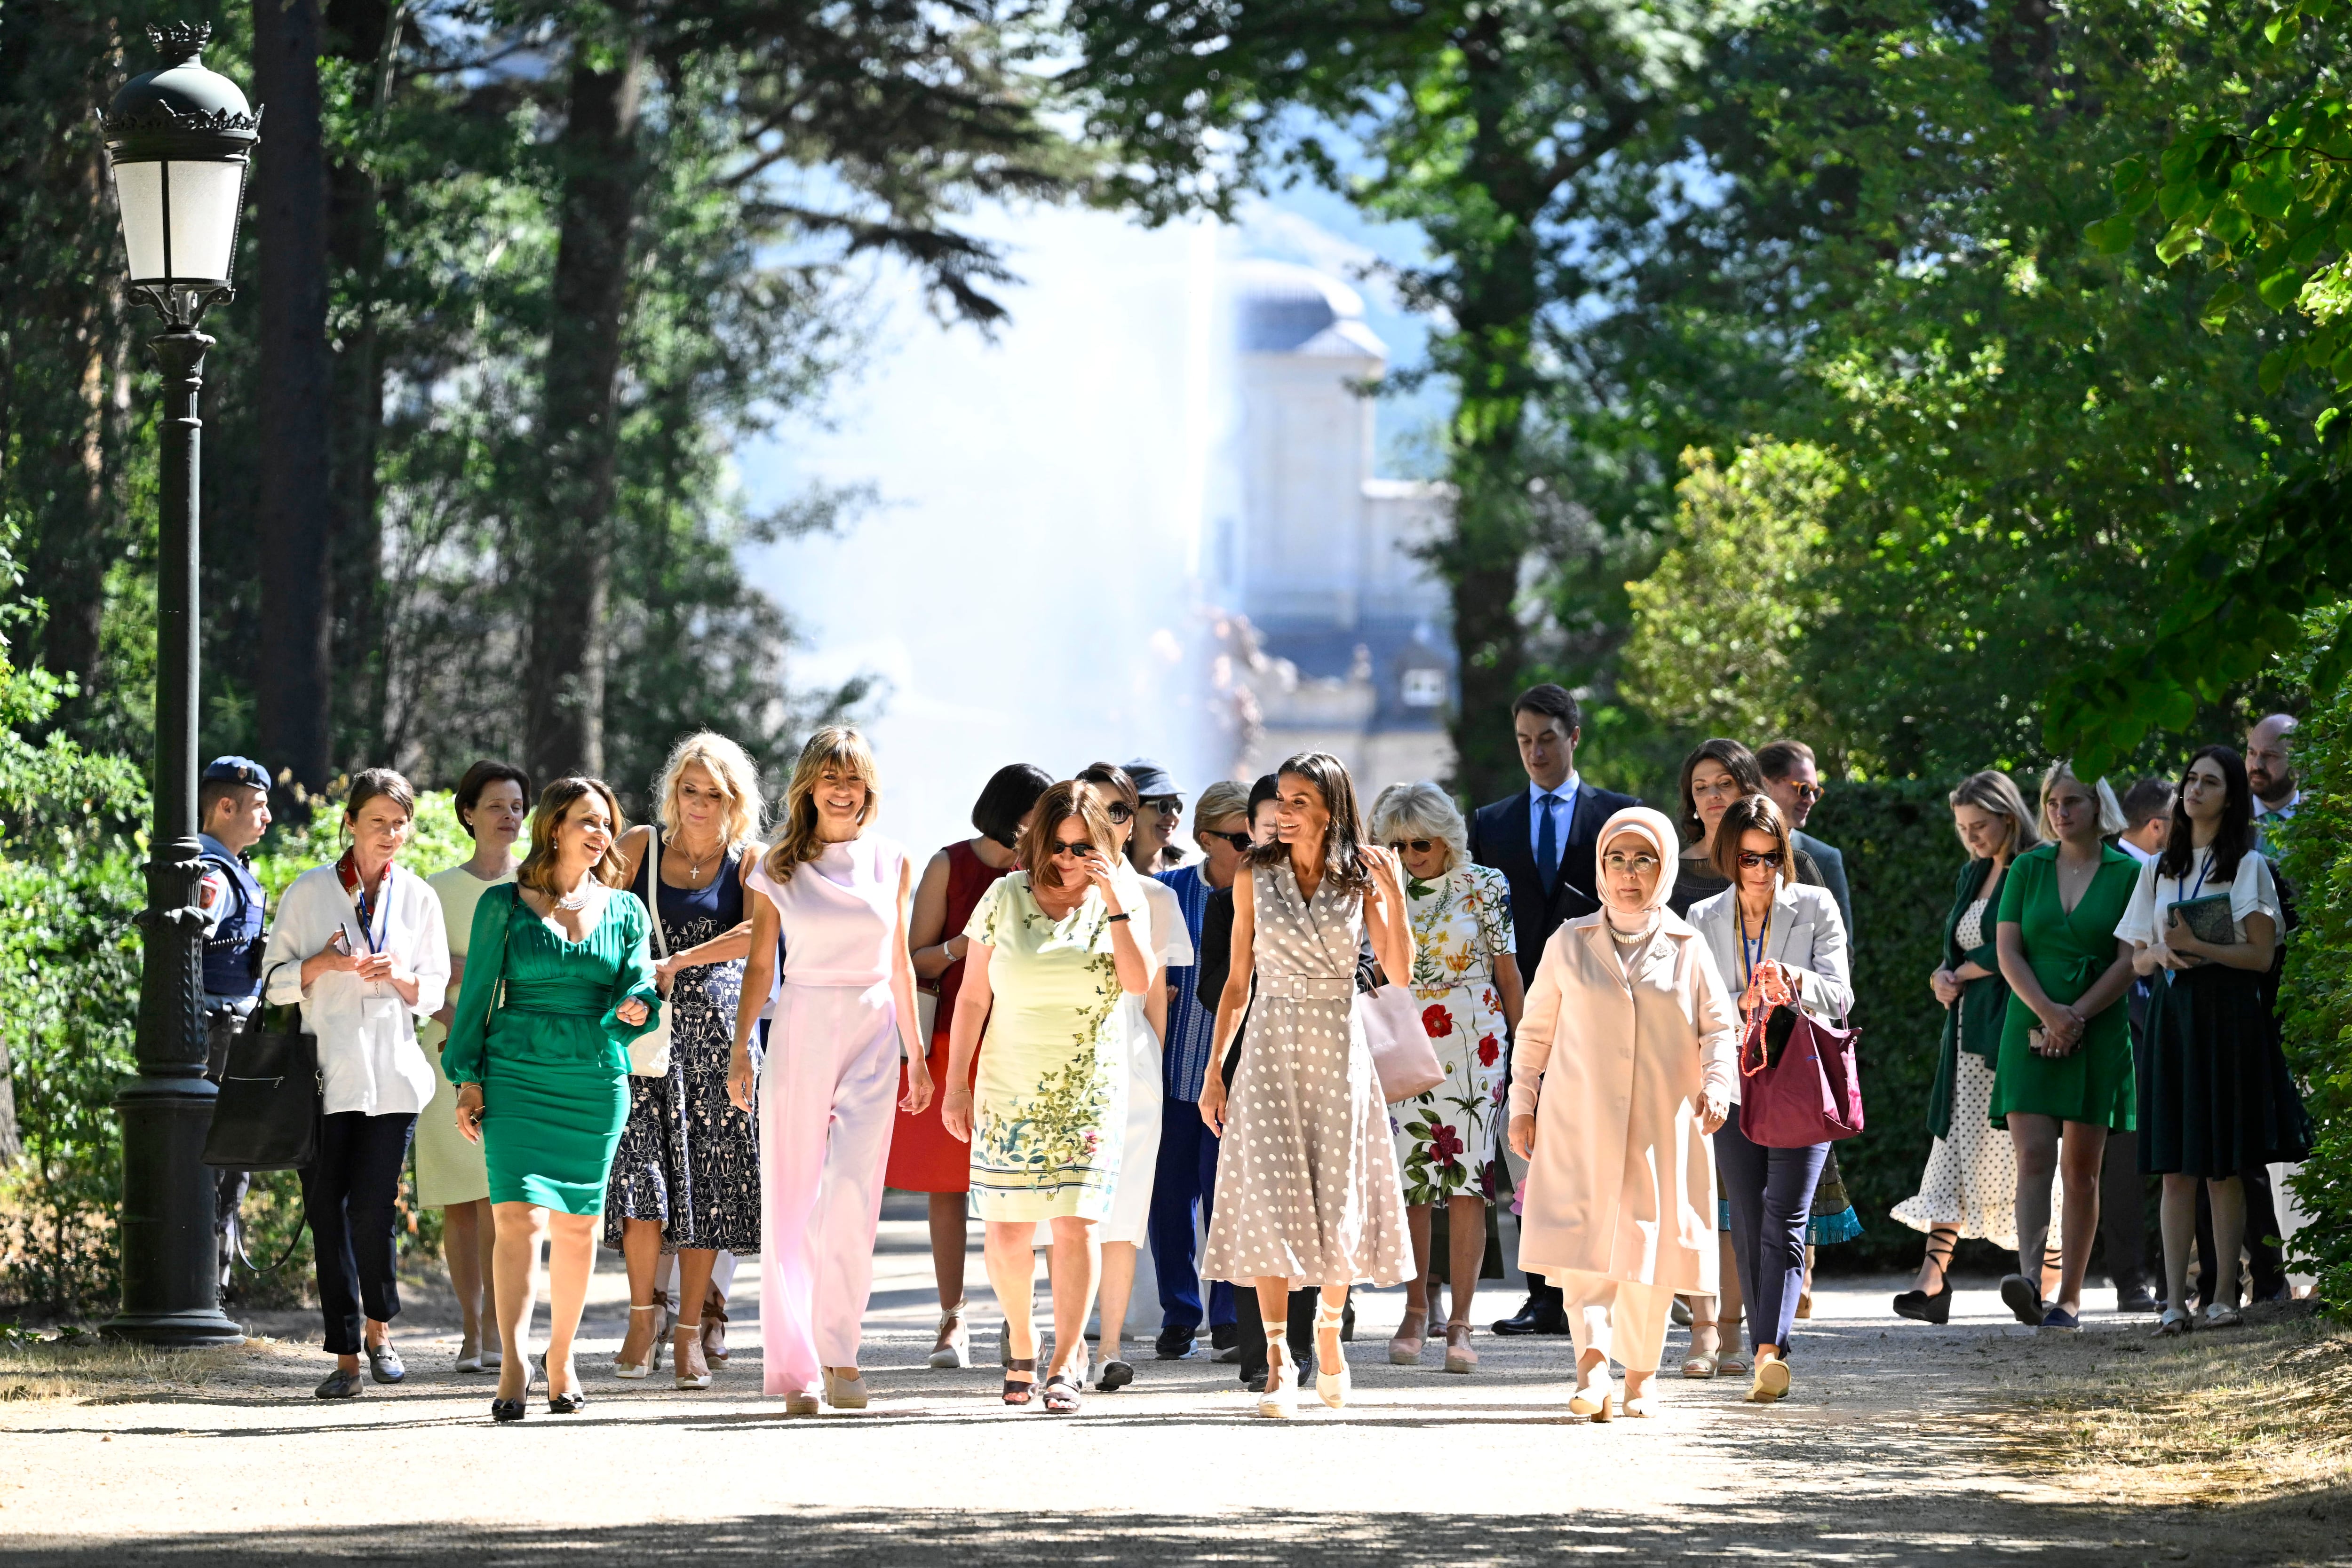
[554,879,596,912]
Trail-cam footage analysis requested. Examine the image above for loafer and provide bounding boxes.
[1998,1274,2045,1326]
[1097,1359,1135,1391]
[1491,1297,1572,1336]
[2039,1306,2082,1332]
[1153,1325,1197,1360]
[1211,1323,1242,1362]
[365,1344,404,1385]
[314,1368,365,1400]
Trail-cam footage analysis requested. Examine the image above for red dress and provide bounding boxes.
[884,839,1008,1192]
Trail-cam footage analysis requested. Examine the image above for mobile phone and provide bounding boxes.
[2027,1024,2051,1057]
[328,929,352,957]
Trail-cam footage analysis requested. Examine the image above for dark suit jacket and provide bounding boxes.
[1469,778,1642,984]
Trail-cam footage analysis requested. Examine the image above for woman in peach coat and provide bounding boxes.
[1508,806,1739,1420]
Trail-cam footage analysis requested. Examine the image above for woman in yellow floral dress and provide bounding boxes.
[1369,783,1521,1373]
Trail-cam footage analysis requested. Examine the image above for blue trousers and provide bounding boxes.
[1714,1119,1827,1358]
[1149,1096,1236,1330]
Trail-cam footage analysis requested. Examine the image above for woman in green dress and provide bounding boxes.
[446,777,661,1423]
[1991,762,2138,1332]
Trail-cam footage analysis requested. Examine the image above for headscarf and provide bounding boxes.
[1593,805,1680,935]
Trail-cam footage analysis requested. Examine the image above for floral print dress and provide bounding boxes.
[961,869,1144,1222]
[1391,862,1515,1205]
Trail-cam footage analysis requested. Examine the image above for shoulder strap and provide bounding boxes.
[641,827,669,960]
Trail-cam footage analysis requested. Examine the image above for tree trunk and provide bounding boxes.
[524,34,645,784]
[251,0,336,800]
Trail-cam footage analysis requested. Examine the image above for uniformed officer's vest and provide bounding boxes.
[199,840,267,1001]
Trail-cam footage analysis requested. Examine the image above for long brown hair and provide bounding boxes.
[1018,783,1120,892]
[1710,792,1797,884]
[517,777,631,895]
[763,726,880,883]
[1247,750,1373,897]
[1677,738,1765,846]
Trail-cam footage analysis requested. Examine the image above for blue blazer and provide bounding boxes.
[1468,779,1641,984]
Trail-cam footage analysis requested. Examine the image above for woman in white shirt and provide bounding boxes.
[2117,745,2313,1336]
[259,769,451,1399]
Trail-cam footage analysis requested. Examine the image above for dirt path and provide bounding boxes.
[2,1205,2345,1566]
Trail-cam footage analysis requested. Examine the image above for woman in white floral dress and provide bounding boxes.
[1369,783,1522,1374]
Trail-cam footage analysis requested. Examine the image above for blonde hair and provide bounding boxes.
[763,726,880,883]
[1948,769,2040,860]
[518,777,632,895]
[653,730,764,850]
[1367,781,1469,874]
[1192,780,1253,842]
[2040,759,2127,839]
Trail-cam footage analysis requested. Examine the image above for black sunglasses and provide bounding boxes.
[1208,830,1252,851]
[1052,837,1097,859]
[1736,849,1781,870]
[1386,839,1441,855]
[1101,801,1134,824]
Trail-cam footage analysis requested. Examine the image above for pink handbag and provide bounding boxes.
[1737,1003,1865,1148]
[1357,983,1446,1104]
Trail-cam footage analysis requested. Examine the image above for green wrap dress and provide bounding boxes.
[1990,843,2138,1132]
[442,883,662,1214]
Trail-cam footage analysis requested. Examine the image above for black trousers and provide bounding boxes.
[2194,1164,2288,1308]
[2099,1129,2148,1291]
[300,1111,417,1354]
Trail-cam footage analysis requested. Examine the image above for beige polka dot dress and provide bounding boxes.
[1200,861,1413,1289]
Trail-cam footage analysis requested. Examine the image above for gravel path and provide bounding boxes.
[2,1199,2344,1565]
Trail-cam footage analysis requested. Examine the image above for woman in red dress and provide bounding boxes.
[896,764,1052,1367]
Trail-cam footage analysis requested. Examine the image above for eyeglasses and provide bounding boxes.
[1785,782,1825,804]
[1386,839,1438,855]
[1207,830,1252,851]
[1736,850,1781,871]
[1141,796,1182,816]
[1052,838,1096,859]
[1602,853,1660,875]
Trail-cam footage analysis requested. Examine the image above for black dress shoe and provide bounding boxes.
[1892,1282,1953,1324]
[1097,1359,1135,1391]
[491,1398,526,1424]
[313,1368,365,1400]
[1153,1325,1197,1360]
[1491,1297,1571,1336]
[1210,1322,1240,1356]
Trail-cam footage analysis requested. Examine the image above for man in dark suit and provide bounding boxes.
[1467,683,1640,1336]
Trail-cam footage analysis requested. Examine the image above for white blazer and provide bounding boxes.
[1685,878,1853,1032]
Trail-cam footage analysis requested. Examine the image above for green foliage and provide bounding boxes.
[1803,779,1979,1270]
[1621,442,1843,757]
[2267,622,2352,1312]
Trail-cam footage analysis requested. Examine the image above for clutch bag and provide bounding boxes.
[2167,894,2236,947]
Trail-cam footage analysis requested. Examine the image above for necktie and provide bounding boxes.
[1536,792,1560,896]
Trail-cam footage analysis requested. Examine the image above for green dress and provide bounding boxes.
[1989,843,2137,1131]
[442,884,662,1214]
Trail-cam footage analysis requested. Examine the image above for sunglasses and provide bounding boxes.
[1141,796,1183,816]
[1207,830,1253,851]
[1785,783,1825,804]
[1052,838,1097,859]
[1386,839,1439,855]
[1101,801,1134,824]
[1736,850,1781,870]
[1602,853,1660,875]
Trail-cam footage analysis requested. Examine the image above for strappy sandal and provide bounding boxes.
[615,1303,661,1379]
[701,1291,731,1362]
[1001,1356,1037,1406]
[1042,1369,1084,1413]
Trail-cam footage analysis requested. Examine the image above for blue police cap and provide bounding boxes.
[202,756,271,791]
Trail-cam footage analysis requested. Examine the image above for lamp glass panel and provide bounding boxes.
[112,161,167,280]
[163,160,244,282]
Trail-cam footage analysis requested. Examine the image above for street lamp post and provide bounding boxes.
[97,22,260,1347]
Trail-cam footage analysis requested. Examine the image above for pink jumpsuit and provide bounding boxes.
[743,835,908,1397]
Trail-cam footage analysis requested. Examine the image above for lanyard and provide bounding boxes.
[335,851,392,955]
[1738,902,1771,993]
[2186,850,2214,903]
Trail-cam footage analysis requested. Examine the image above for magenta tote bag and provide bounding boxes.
[1737,1004,1865,1148]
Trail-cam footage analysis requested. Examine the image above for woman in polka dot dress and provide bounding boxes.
[1199,752,1415,1418]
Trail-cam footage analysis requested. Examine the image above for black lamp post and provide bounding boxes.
[97,22,259,1347]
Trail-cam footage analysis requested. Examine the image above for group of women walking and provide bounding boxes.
[257,718,2310,1422]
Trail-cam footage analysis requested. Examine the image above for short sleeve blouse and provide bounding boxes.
[2115,847,2281,949]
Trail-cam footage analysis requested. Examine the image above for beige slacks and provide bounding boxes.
[1553,1269,1674,1376]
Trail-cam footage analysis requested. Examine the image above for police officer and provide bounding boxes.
[197,756,273,1291]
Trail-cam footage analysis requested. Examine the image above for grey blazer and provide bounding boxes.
[1685,879,1854,1030]
[1792,830,1853,946]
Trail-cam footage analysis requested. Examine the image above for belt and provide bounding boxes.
[1254,973,1354,1002]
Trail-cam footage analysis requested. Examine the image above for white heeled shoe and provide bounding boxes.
[1570,1366,1618,1421]
[1314,1298,1351,1409]
[672,1323,712,1389]
[613,1304,660,1379]
[1255,1341,1299,1419]
[928,1300,971,1370]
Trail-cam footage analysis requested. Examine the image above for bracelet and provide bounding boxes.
[1106,912,1130,924]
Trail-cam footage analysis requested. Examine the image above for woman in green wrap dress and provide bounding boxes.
[447,777,661,1422]
[1990,763,2138,1333]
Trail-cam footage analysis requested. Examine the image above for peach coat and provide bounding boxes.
[1509,911,1741,1293]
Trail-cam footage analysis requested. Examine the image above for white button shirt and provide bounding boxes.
[262,862,451,1117]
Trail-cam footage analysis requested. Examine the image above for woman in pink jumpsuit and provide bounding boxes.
[729,728,930,1412]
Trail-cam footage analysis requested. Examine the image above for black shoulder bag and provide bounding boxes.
[202,969,324,1173]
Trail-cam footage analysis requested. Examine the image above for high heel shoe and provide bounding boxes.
[1892,1280,1954,1325]
[615,1303,661,1378]
[1388,1308,1428,1366]
[1570,1366,1617,1421]
[1442,1322,1477,1375]
[822,1367,870,1410]
[1002,1356,1038,1406]
[673,1323,712,1390]
[1256,1341,1298,1419]
[546,1356,586,1414]
[929,1299,971,1370]
[701,1291,731,1362]
[1314,1299,1350,1410]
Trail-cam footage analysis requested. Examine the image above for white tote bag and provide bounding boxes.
[1357,982,1445,1104]
[628,828,674,1078]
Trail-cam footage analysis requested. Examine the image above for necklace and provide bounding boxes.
[554,878,595,912]
[674,836,719,884]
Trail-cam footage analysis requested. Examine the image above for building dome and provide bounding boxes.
[1230,259,1388,360]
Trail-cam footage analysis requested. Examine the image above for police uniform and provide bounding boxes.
[197,756,272,1283]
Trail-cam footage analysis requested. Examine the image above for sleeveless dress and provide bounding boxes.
[744,836,910,1396]
[442,885,662,1214]
[886,839,1010,1192]
[1200,862,1412,1288]
[602,840,762,1252]
[414,864,512,1206]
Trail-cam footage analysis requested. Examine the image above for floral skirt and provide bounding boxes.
[1390,980,1507,1206]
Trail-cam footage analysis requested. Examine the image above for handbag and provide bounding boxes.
[1737,1000,1864,1148]
[629,828,675,1077]
[1357,982,1446,1104]
[202,984,324,1172]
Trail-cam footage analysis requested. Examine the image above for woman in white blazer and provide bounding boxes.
[1685,793,1850,1404]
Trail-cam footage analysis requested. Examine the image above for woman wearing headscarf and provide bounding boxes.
[1508,806,1738,1421]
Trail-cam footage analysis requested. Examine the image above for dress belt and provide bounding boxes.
[1254,973,1354,1002]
